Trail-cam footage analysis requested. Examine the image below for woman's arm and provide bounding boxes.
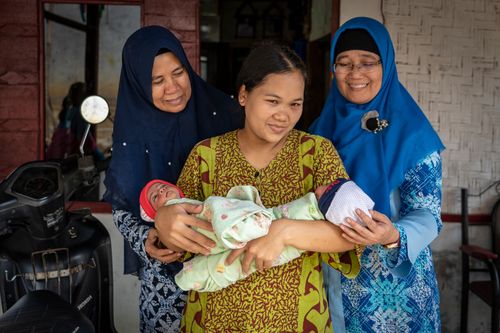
[112,209,149,262]
[385,152,443,271]
[227,218,355,273]
[112,208,183,264]
[278,218,355,252]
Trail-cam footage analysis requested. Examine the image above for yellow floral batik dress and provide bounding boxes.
[177,129,360,332]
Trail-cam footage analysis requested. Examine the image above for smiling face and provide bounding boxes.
[238,70,305,146]
[147,182,181,211]
[151,52,192,113]
[334,50,382,105]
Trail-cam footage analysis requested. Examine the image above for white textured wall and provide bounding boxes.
[340,0,384,25]
[382,0,500,214]
[384,1,500,331]
[342,0,500,215]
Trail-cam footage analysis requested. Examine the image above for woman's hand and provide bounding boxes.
[340,209,400,246]
[225,219,288,274]
[154,202,215,255]
[145,228,183,263]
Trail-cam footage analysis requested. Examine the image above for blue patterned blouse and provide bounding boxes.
[112,209,186,333]
[325,152,443,333]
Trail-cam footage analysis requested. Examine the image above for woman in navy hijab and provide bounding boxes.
[310,17,444,332]
[104,26,241,332]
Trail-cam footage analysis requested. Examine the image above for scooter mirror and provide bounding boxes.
[79,95,109,156]
[80,95,109,125]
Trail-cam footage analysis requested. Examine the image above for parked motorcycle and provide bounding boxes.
[0,96,116,333]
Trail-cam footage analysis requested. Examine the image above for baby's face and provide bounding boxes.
[147,183,181,210]
[314,185,328,200]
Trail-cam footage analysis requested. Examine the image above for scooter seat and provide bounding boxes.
[0,290,94,333]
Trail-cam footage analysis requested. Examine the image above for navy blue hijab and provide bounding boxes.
[104,26,242,274]
[310,17,444,216]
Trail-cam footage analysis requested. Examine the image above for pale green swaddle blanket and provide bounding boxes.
[170,185,324,292]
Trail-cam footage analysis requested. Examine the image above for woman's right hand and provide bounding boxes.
[340,209,399,246]
[154,202,215,255]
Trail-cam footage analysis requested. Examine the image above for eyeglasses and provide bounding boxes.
[333,60,382,74]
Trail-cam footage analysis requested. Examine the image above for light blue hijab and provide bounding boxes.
[310,17,444,216]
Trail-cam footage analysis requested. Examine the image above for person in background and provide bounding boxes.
[103,25,242,332]
[154,41,362,332]
[46,82,89,159]
[309,16,445,332]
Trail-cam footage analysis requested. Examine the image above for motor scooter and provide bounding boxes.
[0,96,116,333]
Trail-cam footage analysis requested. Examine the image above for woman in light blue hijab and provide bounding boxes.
[310,17,444,332]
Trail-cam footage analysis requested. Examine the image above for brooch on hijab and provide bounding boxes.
[361,110,389,133]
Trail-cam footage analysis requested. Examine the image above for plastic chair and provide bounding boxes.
[460,183,500,333]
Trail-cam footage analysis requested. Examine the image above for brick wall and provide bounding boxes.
[383,0,500,214]
[0,0,41,177]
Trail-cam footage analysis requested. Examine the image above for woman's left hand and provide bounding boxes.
[145,228,184,264]
[340,209,399,246]
[225,220,288,274]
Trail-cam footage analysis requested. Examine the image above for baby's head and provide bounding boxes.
[317,178,350,215]
[317,178,374,226]
[139,179,184,222]
[314,185,329,200]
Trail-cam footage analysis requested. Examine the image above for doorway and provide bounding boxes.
[199,0,336,130]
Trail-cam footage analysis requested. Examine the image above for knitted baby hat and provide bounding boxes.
[318,178,374,226]
[139,179,184,222]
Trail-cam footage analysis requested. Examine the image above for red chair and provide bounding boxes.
[460,184,500,333]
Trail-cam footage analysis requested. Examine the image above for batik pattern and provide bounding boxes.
[113,209,187,332]
[177,130,360,332]
[341,152,442,332]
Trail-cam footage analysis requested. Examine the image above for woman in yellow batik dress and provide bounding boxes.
[156,42,362,332]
